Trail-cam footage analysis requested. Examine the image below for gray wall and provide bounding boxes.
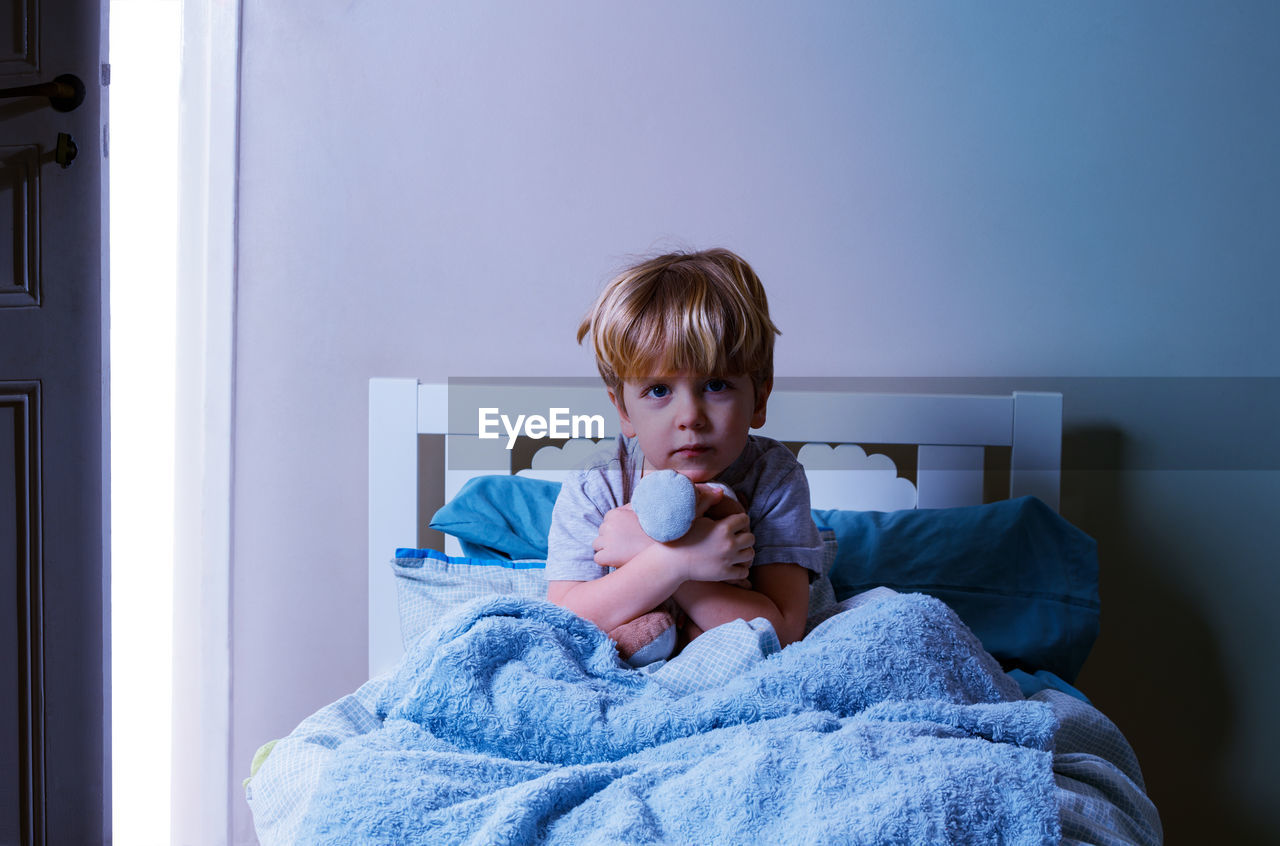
[231,2,1279,842]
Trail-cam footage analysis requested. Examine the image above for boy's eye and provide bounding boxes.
[705,379,730,393]
[644,384,670,399]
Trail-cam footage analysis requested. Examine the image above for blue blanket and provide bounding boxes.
[297,592,1060,844]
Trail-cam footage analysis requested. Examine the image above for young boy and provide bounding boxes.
[546,248,824,657]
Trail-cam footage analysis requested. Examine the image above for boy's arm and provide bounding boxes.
[673,562,809,647]
[547,546,686,634]
[548,501,681,631]
[549,510,754,633]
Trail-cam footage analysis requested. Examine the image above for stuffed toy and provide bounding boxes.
[607,470,739,667]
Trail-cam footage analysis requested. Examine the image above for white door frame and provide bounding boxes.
[172,0,240,842]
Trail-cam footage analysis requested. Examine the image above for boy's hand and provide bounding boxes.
[692,484,752,585]
[592,505,652,569]
[695,483,746,521]
[667,512,754,583]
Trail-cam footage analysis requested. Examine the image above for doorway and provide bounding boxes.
[109,1,180,843]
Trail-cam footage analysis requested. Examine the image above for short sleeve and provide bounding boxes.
[748,464,825,576]
[545,469,612,582]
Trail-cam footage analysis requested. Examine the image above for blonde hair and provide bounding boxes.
[577,248,781,395]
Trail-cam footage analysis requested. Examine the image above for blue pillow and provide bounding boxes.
[812,497,1099,682]
[428,475,561,560]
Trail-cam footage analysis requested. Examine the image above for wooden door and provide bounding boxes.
[0,1,109,843]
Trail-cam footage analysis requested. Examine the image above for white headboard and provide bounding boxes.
[367,379,1062,676]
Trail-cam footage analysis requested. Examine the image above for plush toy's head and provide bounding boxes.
[631,469,735,542]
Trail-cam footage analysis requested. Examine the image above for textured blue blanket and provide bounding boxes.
[297,592,1060,844]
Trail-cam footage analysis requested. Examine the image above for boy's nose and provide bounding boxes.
[675,396,707,429]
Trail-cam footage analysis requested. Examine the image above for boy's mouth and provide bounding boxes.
[673,445,711,457]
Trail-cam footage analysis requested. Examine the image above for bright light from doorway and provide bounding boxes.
[110,1,180,843]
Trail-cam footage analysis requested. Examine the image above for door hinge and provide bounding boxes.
[101,63,111,87]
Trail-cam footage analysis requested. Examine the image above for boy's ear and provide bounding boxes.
[608,387,637,438]
[750,377,773,429]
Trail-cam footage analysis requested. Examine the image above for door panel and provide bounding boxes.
[1,145,41,306]
[1,384,42,845]
[0,2,39,75]
[0,0,109,841]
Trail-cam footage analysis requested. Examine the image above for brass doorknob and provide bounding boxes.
[0,74,86,112]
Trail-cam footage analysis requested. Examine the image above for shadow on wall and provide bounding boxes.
[1062,427,1271,845]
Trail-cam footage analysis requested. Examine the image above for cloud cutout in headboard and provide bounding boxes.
[514,440,917,512]
[515,439,613,481]
[797,443,918,511]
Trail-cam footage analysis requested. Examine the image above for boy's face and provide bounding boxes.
[609,373,771,482]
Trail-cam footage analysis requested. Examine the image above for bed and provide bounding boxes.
[245,378,1162,845]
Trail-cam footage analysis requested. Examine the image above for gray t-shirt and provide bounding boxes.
[545,434,824,582]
